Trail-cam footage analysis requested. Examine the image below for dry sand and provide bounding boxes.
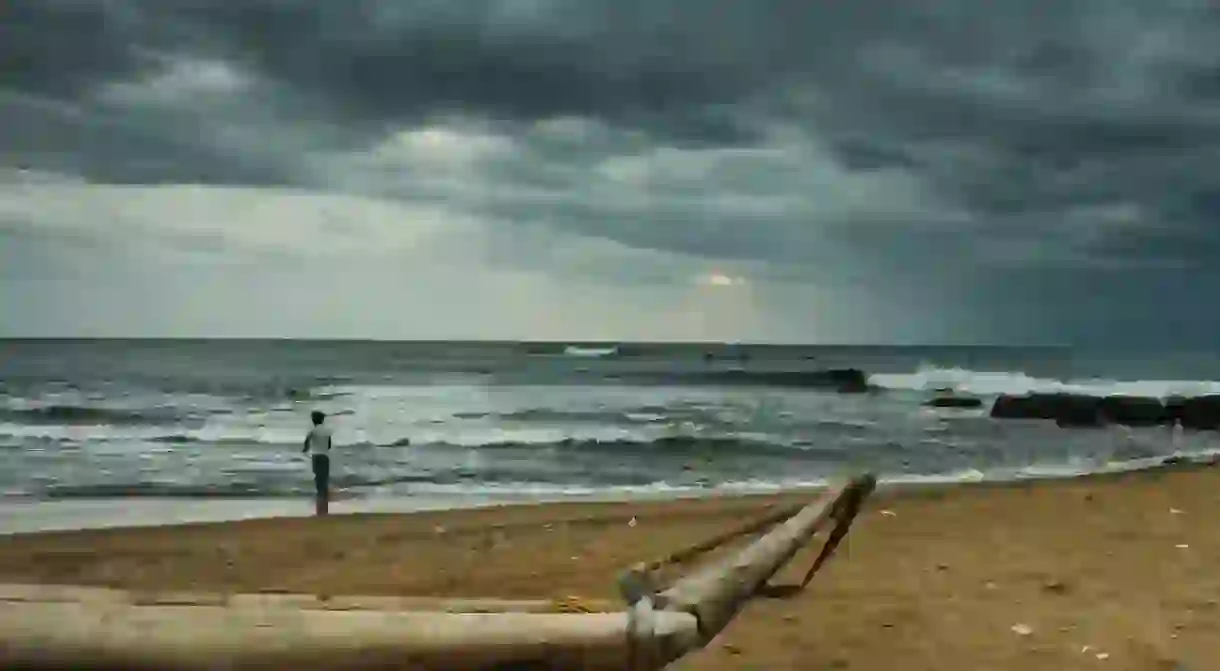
[2,466,1219,670]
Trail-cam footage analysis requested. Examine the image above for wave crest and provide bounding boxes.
[870,364,1220,398]
[0,404,187,426]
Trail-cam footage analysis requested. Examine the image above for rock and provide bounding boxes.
[1173,395,1220,430]
[1055,399,1106,426]
[991,393,1175,428]
[1165,395,1188,423]
[991,393,1103,426]
[823,368,872,393]
[788,368,873,393]
[705,368,872,393]
[1042,580,1069,594]
[1098,395,1168,426]
[924,395,984,409]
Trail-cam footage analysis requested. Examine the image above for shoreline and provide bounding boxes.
[2,449,1213,536]
[1,462,1218,669]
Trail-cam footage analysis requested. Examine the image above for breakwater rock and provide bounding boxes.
[990,393,1220,429]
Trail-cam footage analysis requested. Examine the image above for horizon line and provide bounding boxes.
[0,336,1080,348]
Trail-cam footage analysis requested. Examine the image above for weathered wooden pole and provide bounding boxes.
[0,602,701,671]
[654,475,876,640]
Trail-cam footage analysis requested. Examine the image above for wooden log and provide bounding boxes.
[655,475,876,640]
[0,584,615,614]
[633,501,804,574]
[0,584,126,604]
[0,601,700,671]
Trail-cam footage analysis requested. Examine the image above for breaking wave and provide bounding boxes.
[0,404,189,426]
[869,364,1220,399]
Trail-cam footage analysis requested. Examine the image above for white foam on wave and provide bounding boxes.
[0,422,303,446]
[0,419,669,451]
[0,390,235,414]
[357,452,1202,499]
[870,364,1220,398]
[356,451,1204,501]
[403,425,648,448]
[373,478,834,502]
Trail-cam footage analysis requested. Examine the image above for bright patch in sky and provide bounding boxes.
[701,273,740,287]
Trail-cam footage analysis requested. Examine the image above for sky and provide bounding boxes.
[3,0,1219,344]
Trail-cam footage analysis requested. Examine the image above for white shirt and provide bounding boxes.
[305,424,334,456]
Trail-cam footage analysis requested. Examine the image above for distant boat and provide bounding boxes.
[563,345,619,358]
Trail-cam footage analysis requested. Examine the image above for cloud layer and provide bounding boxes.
[4,0,1219,342]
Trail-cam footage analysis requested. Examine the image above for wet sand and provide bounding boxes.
[2,466,1219,670]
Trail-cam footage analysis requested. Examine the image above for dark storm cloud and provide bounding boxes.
[6,0,1220,341]
[2,1,144,97]
[4,0,787,144]
[0,91,295,185]
[10,0,1220,179]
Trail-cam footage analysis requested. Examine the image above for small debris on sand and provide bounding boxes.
[1042,580,1069,594]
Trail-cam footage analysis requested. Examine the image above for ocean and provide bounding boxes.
[3,340,1220,512]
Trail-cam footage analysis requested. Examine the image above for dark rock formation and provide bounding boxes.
[822,368,871,393]
[702,368,872,393]
[1097,395,1169,427]
[924,395,984,409]
[1165,394,1220,430]
[990,393,1103,426]
[989,392,1220,430]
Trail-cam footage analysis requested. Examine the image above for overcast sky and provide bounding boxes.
[3,0,1219,343]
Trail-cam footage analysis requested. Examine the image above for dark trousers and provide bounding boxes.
[311,454,331,498]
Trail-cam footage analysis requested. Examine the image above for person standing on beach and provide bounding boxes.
[302,410,333,515]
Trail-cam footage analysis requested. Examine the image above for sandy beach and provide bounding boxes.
[2,466,1218,670]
